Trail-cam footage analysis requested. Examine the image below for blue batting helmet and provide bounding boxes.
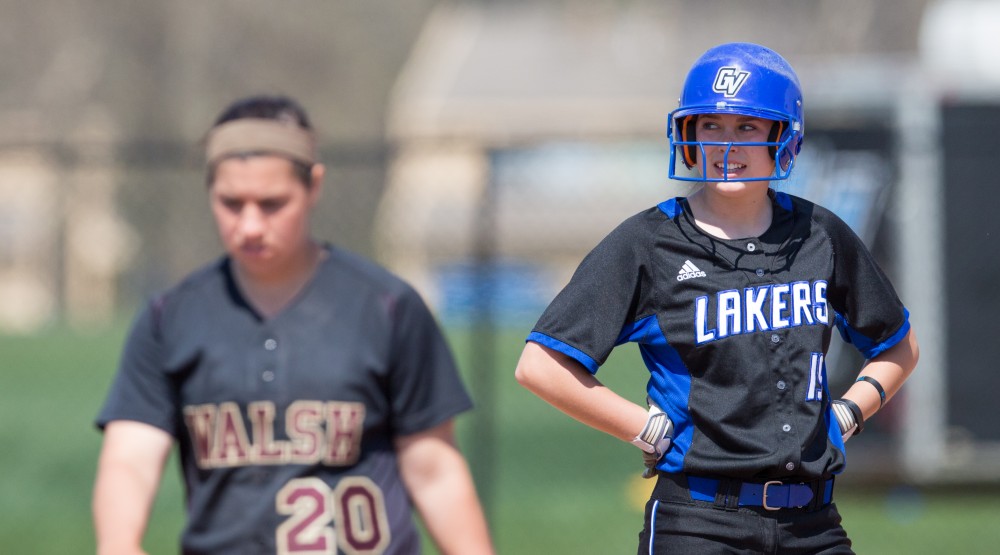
[667,42,804,182]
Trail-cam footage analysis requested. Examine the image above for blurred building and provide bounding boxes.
[0,106,135,330]
[0,0,437,330]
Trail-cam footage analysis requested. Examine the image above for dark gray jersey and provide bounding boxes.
[529,191,909,482]
[97,245,472,555]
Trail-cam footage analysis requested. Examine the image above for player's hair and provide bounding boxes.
[205,95,316,187]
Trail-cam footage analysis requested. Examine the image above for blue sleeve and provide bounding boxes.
[525,331,600,374]
[820,206,911,359]
[835,308,911,360]
[528,211,658,374]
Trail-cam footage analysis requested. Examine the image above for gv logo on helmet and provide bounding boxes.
[712,67,750,98]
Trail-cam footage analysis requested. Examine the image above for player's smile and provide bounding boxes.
[713,160,747,179]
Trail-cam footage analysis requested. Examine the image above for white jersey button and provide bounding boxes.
[770,334,781,344]
[746,242,756,252]
[262,370,275,382]
[777,380,786,390]
[786,462,796,471]
[755,268,765,277]
[264,338,278,350]
[782,424,792,432]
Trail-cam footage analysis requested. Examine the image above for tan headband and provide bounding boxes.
[205,118,317,166]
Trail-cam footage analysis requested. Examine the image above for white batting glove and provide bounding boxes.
[632,401,673,479]
[831,399,864,443]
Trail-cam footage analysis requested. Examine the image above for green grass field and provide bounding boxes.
[2,322,999,554]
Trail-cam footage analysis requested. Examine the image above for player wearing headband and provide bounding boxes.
[516,43,919,553]
[93,95,494,555]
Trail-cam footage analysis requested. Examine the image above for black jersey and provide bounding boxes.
[528,191,910,482]
[97,246,472,555]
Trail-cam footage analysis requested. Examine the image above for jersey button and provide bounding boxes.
[262,370,275,382]
[746,242,756,252]
[786,462,796,471]
[264,338,278,351]
[777,380,786,390]
[755,268,765,277]
[770,334,780,344]
[782,424,792,432]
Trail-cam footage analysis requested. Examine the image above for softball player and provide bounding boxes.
[93,95,494,555]
[515,43,919,553]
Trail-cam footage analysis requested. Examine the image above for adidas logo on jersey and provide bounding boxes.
[677,260,707,281]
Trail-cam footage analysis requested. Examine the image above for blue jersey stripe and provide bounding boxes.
[827,403,848,461]
[617,315,692,474]
[820,359,848,471]
[657,197,681,219]
[525,332,600,374]
[835,308,911,359]
[774,190,794,211]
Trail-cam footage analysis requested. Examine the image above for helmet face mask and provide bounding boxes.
[668,43,804,183]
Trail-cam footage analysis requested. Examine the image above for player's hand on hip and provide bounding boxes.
[632,400,673,478]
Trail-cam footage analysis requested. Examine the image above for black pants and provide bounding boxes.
[637,473,854,555]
